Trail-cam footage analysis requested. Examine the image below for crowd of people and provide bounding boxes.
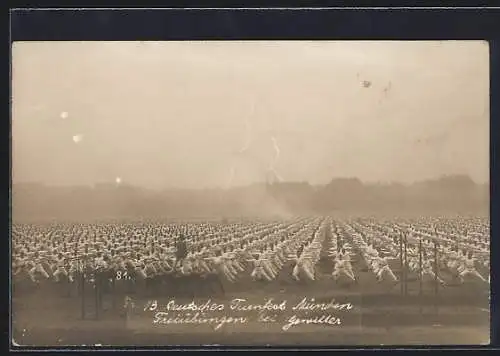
[12,216,490,299]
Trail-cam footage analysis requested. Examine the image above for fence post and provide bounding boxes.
[65,258,71,297]
[404,233,408,296]
[434,241,439,315]
[434,243,439,292]
[400,233,404,296]
[419,237,423,315]
[81,261,86,320]
[94,271,99,320]
[112,272,116,310]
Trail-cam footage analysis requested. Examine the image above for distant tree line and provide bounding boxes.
[11,175,488,222]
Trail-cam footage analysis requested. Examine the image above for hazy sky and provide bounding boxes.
[12,41,489,189]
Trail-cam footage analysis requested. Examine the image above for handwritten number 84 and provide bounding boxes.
[116,271,131,280]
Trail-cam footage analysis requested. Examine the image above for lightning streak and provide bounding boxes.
[268,136,283,183]
[271,136,280,161]
[268,166,283,183]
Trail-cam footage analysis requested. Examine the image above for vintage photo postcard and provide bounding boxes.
[11,40,490,347]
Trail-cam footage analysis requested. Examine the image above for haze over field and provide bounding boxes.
[12,175,489,221]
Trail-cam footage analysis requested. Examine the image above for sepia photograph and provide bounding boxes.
[11,40,490,347]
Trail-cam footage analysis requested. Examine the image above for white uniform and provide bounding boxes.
[375,256,398,283]
[292,257,315,281]
[459,256,487,283]
[332,254,356,282]
[251,257,273,282]
[422,259,446,285]
[53,257,69,281]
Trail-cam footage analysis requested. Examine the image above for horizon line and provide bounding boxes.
[11,174,489,191]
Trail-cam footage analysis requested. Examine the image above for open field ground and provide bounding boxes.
[12,216,490,346]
